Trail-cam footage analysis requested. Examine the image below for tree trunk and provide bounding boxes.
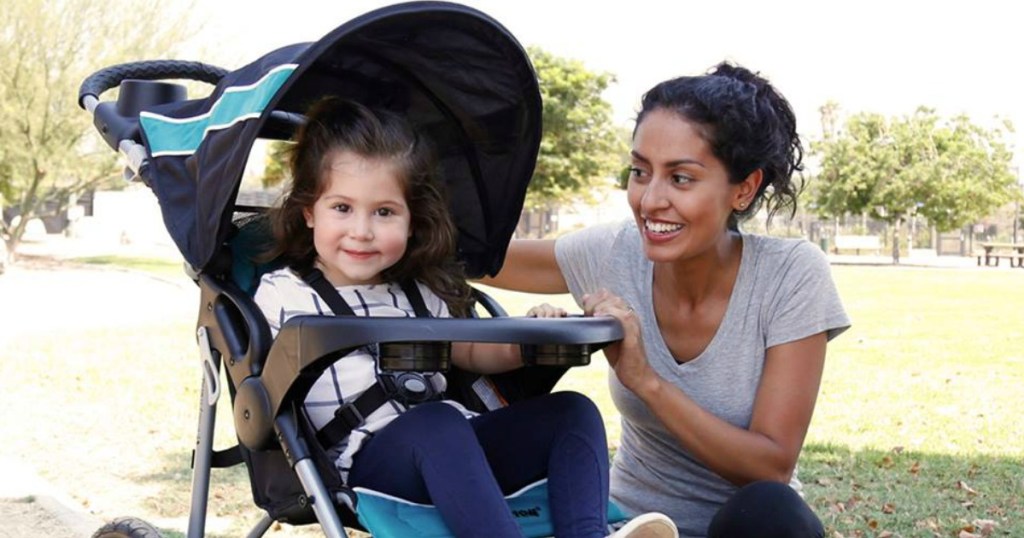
[891,217,902,264]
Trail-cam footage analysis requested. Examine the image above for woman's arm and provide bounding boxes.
[477,239,569,294]
[641,335,825,485]
[587,291,827,485]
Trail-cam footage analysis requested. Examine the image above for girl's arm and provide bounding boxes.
[450,303,568,374]
[587,292,827,486]
[477,239,569,294]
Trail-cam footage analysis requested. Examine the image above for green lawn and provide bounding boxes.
[1,262,1021,537]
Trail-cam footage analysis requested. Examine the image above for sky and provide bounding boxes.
[191,0,1023,169]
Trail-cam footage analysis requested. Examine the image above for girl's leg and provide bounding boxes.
[706,481,824,538]
[471,391,610,538]
[347,402,523,538]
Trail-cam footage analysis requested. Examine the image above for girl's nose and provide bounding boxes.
[349,215,374,240]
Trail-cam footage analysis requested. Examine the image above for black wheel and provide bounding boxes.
[92,517,163,538]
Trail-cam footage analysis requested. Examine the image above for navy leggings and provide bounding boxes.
[347,391,610,538]
[707,480,824,538]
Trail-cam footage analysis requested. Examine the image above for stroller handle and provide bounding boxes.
[78,59,228,109]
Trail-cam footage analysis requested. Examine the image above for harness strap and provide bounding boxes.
[296,266,434,449]
[301,267,431,318]
[315,382,390,448]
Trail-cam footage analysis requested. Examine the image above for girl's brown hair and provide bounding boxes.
[265,97,473,316]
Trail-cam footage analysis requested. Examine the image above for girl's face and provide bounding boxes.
[304,150,411,287]
[627,108,753,264]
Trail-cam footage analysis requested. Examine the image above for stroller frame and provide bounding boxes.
[79,2,624,537]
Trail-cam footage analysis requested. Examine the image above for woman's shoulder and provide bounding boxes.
[745,234,827,268]
[558,219,637,251]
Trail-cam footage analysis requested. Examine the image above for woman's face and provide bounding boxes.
[627,108,748,264]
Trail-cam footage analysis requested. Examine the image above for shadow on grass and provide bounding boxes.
[129,449,273,538]
[800,442,1022,537]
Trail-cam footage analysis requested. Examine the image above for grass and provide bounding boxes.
[67,255,184,278]
[1,260,1022,537]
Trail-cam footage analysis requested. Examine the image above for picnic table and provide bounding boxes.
[976,242,1024,267]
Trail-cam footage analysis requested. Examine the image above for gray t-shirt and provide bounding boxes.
[555,220,850,537]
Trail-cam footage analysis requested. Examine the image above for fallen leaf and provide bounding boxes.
[881,502,896,514]
[908,461,920,475]
[878,455,894,468]
[817,477,833,486]
[892,446,904,454]
[972,519,997,536]
[957,480,979,496]
[961,501,975,509]
[831,532,844,538]
[959,531,980,538]
[868,519,878,529]
[878,532,894,538]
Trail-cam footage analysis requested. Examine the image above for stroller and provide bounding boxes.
[79,2,624,537]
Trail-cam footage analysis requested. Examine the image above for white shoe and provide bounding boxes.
[608,512,678,538]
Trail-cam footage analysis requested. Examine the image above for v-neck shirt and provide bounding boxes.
[555,220,850,537]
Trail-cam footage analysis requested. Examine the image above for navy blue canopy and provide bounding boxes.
[137,1,541,277]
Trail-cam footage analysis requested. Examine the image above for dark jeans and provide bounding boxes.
[348,391,610,538]
[707,480,824,538]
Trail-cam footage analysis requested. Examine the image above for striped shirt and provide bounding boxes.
[253,267,474,480]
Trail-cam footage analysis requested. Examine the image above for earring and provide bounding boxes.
[738,202,747,210]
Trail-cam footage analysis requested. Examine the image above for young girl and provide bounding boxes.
[254,97,676,538]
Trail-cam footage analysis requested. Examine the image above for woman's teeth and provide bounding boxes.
[645,220,683,233]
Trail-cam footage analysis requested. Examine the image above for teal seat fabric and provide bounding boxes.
[354,479,628,538]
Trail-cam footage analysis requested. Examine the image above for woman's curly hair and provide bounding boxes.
[636,61,804,230]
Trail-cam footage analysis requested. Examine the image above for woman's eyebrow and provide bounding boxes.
[631,150,705,169]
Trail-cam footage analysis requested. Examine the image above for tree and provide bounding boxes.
[810,104,1017,263]
[0,0,195,261]
[527,46,626,210]
[262,140,291,189]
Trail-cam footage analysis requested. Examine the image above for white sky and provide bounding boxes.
[192,0,1023,168]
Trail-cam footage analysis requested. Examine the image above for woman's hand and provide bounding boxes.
[582,289,661,396]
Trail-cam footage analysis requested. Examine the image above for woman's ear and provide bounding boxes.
[734,169,764,211]
[303,207,314,228]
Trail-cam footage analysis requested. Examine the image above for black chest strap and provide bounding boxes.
[300,267,431,318]
[296,267,433,448]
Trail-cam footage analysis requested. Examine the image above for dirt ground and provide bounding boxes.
[0,239,193,538]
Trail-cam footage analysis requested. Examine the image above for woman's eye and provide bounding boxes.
[375,207,395,217]
[629,167,645,178]
[671,174,693,185]
[331,203,351,213]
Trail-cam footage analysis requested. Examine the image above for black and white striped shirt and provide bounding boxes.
[254,267,473,479]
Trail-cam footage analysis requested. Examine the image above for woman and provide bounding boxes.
[483,62,850,537]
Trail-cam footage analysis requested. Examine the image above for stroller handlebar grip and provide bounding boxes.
[78,60,229,108]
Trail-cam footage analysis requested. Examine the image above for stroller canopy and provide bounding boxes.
[139,1,541,277]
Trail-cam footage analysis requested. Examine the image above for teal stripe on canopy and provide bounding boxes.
[140,64,297,157]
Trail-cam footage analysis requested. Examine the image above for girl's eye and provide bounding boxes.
[331,203,351,213]
[375,207,395,217]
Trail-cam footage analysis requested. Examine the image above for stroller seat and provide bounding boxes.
[79,2,625,537]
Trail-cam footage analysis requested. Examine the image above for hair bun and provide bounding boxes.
[708,62,766,90]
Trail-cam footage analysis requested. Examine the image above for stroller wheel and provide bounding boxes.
[92,516,163,538]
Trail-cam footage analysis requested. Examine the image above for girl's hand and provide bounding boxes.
[582,289,660,396]
[525,303,568,318]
